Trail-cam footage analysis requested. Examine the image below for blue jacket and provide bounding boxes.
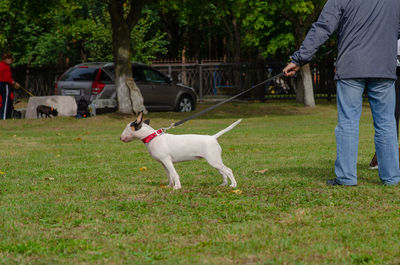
[291,0,400,80]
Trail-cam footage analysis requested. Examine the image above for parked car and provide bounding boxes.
[55,62,197,112]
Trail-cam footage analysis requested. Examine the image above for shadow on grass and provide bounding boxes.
[262,163,383,187]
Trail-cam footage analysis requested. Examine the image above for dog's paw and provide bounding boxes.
[230,183,237,188]
[173,185,181,190]
[220,182,228,187]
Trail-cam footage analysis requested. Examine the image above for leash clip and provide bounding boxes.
[161,122,176,132]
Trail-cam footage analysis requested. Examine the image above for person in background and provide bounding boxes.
[369,39,400,169]
[0,53,21,120]
[283,0,400,186]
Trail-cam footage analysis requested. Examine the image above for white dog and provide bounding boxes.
[120,112,241,189]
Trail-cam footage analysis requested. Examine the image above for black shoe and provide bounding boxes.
[326,179,357,186]
[369,153,378,170]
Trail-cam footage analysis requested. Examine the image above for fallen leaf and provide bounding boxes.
[231,189,242,195]
[139,166,148,171]
[0,171,5,175]
[254,169,268,174]
[45,177,55,181]
[56,132,61,136]
[75,137,82,141]
[229,147,235,151]
[160,184,167,188]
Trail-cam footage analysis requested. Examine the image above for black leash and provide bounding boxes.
[162,72,285,130]
[161,47,336,130]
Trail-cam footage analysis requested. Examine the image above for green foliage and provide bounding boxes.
[131,13,168,63]
[0,0,330,65]
[241,0,294,58]
[24,33,66,65]
[0,0,168,66]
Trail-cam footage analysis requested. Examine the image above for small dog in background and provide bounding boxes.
[120,111,241,189]
[36,105,58,118]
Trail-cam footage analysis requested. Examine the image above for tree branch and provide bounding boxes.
[126,0,155,29]
[108,0,125,27]
[279,9,297,26]
[304,4,324,26]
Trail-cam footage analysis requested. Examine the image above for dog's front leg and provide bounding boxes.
[160,159,181,189]
[161,164,174,187]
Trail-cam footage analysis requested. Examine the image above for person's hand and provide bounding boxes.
[283,62,301,77]
[14,82,21,88]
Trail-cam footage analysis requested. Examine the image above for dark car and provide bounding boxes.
[55,62,197,112]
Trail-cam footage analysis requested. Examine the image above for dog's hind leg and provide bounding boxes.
[160,159,181,189]
[216,164,237,188]
[204,154,237,188]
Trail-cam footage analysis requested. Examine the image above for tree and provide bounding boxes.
[1,0,162,114]
[278,0,327,107]
[242,0,328,107]
[99,0,155,114]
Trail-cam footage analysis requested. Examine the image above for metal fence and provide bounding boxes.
[11,61,336,101]
[151,61,336,101]
[12,66,68,99]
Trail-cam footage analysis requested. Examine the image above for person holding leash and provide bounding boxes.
[369,39,400,169]
[0,53,21,120]
[283,0,400,186]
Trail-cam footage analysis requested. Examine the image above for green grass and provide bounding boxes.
[1,100,400,264]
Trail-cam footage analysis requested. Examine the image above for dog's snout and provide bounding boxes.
[120,135,131,143]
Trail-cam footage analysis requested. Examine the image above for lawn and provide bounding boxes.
[1,101,400,264]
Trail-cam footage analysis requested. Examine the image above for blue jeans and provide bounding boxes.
[335,79,400,185]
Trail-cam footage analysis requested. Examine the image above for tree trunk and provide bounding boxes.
[108,0,147,114]
[294,27,315,107]
[296,64,315,107]
[301,64,315,107]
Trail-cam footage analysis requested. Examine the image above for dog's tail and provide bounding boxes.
[213,119,242,139]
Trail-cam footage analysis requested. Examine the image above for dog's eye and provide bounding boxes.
[130,121,142,131]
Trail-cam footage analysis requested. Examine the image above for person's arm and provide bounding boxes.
[13,81,21,88]
[3,65,14,85]
[397,20,400,40]
[291,0,342,66]
[3,64,21,88]
[284,0,342,77]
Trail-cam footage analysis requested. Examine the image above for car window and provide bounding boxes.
[132,67,145,81]
[104,65,145,82]
[99,70,112,82]
[142,68,166,83]
[60,67,98,81]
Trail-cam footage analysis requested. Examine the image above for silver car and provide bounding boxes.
[55,62,197,112]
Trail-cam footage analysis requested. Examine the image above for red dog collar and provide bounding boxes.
[142,129,164,143]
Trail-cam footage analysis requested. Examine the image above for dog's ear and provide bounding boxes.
[130,111,144,131]
[130,120,142,131]
[136,111,143,124]
[144,119,150,125]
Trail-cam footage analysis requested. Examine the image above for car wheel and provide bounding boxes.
[176,95,193,112]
